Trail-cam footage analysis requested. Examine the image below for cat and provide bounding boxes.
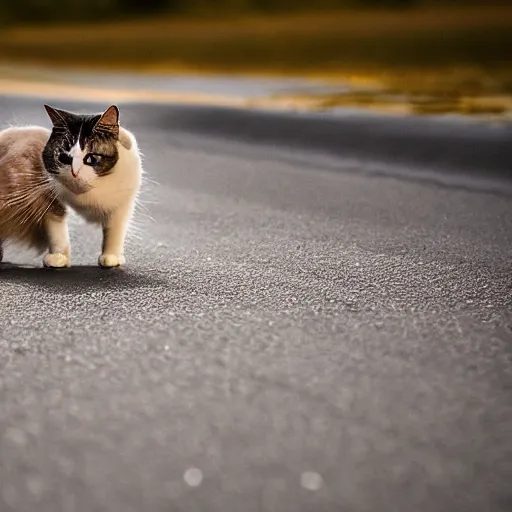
[0,104,142,268]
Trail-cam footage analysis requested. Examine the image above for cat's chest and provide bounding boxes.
[59,183,125,223]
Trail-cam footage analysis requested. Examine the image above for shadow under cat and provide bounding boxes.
[0,261,166,292]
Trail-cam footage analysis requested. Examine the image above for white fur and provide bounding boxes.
[44,252,69,268]
[68,137,86,179]
[44,213,70,268]
[46,127,142,268]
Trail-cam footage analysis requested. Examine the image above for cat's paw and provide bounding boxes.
[43,252,70,268]
[98,254,125,268]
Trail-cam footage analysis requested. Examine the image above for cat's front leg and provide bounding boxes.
[43,212,70,268]
[98,204,132,268]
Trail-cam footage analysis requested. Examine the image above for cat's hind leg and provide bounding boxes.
[43,212,71,268]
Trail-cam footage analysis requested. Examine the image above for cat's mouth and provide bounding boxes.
[54,174,93,195]
[64,180,92,195]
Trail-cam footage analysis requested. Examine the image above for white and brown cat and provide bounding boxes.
[0,104,142,268]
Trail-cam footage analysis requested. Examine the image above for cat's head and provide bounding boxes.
[42,105,121,194]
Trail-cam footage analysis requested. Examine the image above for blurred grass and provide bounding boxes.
[291,68,512,116]
[296,89,511,116]
[0,5,511,113]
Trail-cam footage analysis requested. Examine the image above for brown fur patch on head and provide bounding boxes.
[85,132,119,177]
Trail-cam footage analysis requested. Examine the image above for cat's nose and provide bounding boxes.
[72,156,83,178]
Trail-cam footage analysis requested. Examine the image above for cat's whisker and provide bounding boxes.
[134,201,156,221]
[141,177,160,187]
[5,187,51,207]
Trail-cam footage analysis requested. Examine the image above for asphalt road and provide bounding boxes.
[1,96,512,512]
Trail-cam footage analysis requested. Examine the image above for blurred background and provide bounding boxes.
[0,0,511,116]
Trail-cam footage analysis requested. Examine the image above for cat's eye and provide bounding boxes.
[83,153,102,166]
[58,153,72,165]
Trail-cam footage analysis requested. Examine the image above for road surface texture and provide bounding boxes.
[1,95,512,512]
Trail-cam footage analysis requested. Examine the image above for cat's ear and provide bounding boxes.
[44,104,71,127]
[94,105,120,136]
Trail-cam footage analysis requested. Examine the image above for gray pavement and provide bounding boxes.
[1,96,511,512]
